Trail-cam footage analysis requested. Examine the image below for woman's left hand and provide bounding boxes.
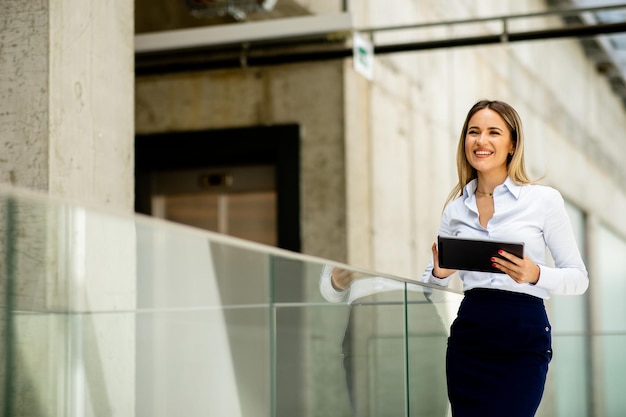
[491,250,540,285]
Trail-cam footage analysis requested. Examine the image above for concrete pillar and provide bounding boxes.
[1,0,134,212]
[0,1,135,416]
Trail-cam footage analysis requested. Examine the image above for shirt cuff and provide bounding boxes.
[319,265,348,303]
[428,270,452,287]
[532,265,559,292]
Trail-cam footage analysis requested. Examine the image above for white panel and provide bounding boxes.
[135,12,353,53]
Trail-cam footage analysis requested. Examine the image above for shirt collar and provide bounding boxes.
[503,177,522,199]
[463,176,522,200]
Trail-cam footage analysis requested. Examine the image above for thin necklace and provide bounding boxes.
[475,190,493,198]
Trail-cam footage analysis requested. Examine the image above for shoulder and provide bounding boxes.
[520,184,565,211]
[520,183,563,199]
[443,194,466,214]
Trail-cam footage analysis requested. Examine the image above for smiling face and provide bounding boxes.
[464,108,515,179]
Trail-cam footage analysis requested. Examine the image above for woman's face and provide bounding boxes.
[464,108,515,177]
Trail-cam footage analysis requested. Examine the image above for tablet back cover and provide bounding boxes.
[437,236,524,274]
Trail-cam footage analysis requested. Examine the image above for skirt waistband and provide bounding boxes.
[464,288,544,306]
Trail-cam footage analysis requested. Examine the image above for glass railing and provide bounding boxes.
[0,188,616,417]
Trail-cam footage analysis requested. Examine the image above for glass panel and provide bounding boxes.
[135,222,272,417]
[5,188,623,417]
[304,263,459,417]
[595,224,626,416]
[271,258,351,416]
[406,287,456,417]
[2,199,66,415]
[351,290,409,416]
[542,202,590,417]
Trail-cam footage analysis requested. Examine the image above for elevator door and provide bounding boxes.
[149,165,277,246]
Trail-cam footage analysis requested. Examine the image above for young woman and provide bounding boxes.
[422,99,588,416]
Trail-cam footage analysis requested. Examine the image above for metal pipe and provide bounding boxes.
[375,20,626,54]
[357,3,626,33]
[136,20,626,75]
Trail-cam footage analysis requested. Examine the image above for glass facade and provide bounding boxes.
[594,224,626,416]
[542,202,590,417]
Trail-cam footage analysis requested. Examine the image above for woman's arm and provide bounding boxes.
[319,264,353,302]
[421,207,456,286]
[533,188,589,295]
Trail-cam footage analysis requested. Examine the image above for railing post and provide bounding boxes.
[3,197,16,417]
[269,255,277,417]
[403,282,410,417]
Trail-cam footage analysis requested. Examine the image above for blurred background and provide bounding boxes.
[2,0,626,416]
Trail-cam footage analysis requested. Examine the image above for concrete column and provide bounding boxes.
[1,0,134,212]
[0,1,135,416]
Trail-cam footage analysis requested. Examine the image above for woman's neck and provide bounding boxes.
[476,172,507,194]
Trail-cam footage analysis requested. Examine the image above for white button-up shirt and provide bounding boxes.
[422,177,589,299]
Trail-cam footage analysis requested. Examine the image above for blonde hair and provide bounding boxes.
[445,99,534,206]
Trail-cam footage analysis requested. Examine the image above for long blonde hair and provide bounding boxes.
[445,100,534,206]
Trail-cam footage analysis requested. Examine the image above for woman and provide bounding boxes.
[422,99,588,417]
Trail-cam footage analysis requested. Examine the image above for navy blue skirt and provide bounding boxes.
[446,288,552,417]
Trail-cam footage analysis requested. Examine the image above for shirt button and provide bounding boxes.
[545,327,550,332]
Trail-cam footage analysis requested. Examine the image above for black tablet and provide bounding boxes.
[437,236,524,274]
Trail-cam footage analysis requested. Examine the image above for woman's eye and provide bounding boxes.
[489,131,500,136]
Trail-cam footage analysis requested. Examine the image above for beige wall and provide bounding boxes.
[135,0,626,275]
[345,0,626,281]
[136,63,348,261]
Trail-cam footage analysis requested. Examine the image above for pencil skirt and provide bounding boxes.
[446,288,552,417]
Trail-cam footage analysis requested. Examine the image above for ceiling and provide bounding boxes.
[548,0,626,105]
[135,0,626,107]
[135,0,311,34]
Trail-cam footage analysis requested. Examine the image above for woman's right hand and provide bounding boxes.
[431,242,456,279]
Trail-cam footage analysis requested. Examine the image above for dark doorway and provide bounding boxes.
[135,124,301,252]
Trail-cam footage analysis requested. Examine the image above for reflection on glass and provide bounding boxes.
[314,265,456,417]
[3,189,622,417]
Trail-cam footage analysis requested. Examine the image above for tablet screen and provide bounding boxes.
[437,236,524,274]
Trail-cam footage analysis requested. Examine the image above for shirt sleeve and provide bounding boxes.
[421,206,453,288]
[319,264,348,303]
[534,188,589,295]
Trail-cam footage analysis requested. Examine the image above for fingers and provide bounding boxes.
[491,250,518,275]
[491,251,539,284]
[431,241,456,279]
